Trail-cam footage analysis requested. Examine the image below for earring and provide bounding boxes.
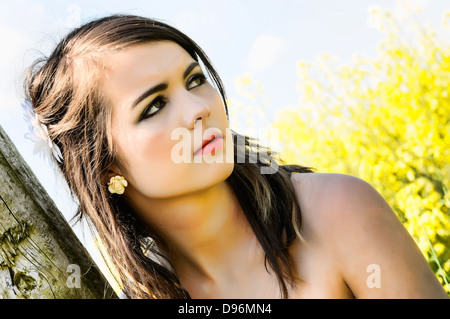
[107,175,128,195]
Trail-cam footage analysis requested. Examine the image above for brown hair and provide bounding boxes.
[24,14,314,298]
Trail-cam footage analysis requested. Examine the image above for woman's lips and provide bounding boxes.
[194,135,224,156]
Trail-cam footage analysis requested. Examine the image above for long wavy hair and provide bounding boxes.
[24,14,314,298]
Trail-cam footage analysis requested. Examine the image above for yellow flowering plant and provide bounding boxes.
[233,6,450,294]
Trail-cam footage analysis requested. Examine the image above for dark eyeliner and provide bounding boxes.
[187,73,207,89]
[138,73,206,122]
[139,96,166,121]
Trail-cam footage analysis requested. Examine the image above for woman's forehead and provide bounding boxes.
[100,41,195,106]
[104,41,193,81]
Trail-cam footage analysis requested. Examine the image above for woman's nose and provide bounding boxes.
[182,92,210,129]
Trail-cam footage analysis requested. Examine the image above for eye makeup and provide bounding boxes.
[138,70,208,122]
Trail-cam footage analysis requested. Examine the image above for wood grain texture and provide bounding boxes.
[0,125,117,299]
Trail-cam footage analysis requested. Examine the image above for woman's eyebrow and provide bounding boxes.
[131,83,168,109]
[183,61,200,79]
[131,61,200,110]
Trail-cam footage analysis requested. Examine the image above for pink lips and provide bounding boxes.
[194,134,224,156]
[200,136,223,156]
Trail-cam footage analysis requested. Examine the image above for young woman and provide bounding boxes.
[23,14,448,299]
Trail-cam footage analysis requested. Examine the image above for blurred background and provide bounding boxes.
[0,0,448,294]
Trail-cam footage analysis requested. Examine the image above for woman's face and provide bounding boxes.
[101,41,234,199]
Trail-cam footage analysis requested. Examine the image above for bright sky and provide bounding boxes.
[0,0,448,286]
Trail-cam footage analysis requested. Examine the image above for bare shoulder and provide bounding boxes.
[290,172,449,298]
[289,172,372,240]
[290,171,373,206]
[290,172,403,252]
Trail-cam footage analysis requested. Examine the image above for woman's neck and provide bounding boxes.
[131,180,263,289]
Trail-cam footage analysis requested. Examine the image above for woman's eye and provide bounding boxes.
[140,96,166,121]
[187,73,207,90]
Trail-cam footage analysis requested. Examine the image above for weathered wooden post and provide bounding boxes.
[0,125,117,299]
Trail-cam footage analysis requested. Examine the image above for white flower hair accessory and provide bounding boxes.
[22,99,63,164]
